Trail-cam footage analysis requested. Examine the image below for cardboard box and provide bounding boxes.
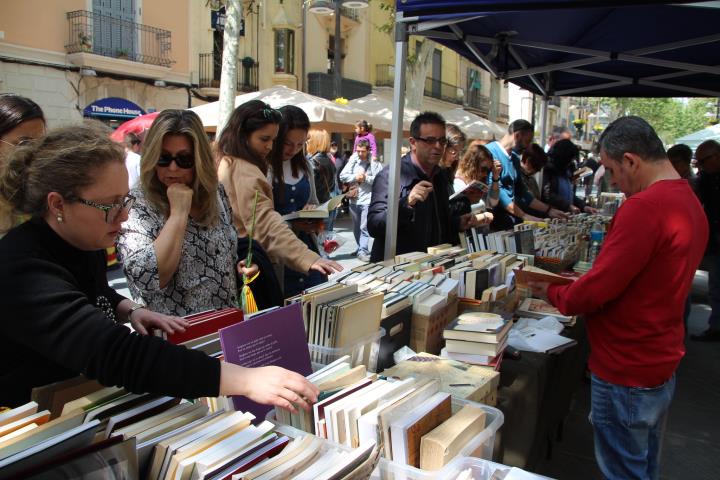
[410,296,459,355]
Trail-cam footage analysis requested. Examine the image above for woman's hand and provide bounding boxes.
[310,257,343,275]
[237,260,259,279]
[302,203,318,211]
[291,219,324,234]
[219,364,319,413]
[584,206,599,214]
[569,205,581,214]
[129,308,189,336]
[166,183,194,218]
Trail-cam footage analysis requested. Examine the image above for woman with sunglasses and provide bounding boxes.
[0,94,46,234]
[0,93,45,157]
[268,106,340,296]
[218,101,342,299]
[0,124,319,410]
[453,143,502,224]
[117,109,259,316]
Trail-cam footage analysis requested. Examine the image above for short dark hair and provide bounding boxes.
[508,119,534,135]
[410,111,445,139]
[523,143,549,171]
[598,116,666,163]
[667,144,692,165]
[356,139,370,150]
[0,93,45,138]
[217,99,282,175]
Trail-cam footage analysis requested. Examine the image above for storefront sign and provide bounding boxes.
[83,98,145,119]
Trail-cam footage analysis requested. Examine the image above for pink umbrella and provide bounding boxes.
[110,111,159,142]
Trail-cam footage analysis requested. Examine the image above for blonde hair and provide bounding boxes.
[0,125,124,232]
[306,129,331,156]
[140,110,219,226]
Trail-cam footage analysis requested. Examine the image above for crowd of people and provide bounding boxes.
[0,91,718,480]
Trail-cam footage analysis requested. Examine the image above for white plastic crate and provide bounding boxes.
[308,327,385,373]
[268,396,503,480]
[436,457,554,479]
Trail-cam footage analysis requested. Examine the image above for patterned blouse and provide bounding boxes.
[117,185,238,316]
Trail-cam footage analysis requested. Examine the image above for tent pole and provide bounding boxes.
[539,97,549,147]
[384,15,408,260]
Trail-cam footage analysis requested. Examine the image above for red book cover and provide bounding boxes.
[166,308,244,344]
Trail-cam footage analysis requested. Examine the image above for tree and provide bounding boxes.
[376,1,434,111]
[216,0,241,138]
[599,97,711,144]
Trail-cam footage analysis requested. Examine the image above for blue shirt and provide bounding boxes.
[485,141,534,209]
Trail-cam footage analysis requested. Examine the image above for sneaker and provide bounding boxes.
[357,252,371,262]
[690,329,720,342]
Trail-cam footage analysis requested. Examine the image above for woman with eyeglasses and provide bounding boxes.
[0,125,319,410]
[218,101,342,299]
[117,110,258,316]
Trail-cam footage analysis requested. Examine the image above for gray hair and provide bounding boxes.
[598,116,666,163]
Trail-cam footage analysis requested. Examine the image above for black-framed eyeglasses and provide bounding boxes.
[0,138,34,148]
[414,136,448,147]
[77,193,135,224]
[157,152,195,169]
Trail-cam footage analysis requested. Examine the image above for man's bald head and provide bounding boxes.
[696,139,720,173]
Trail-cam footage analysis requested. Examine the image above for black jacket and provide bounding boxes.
[541,161,587,212]
[697,171,720,254]
[0,218,220,407]
[309,152,337,204]
[368,154,461,262]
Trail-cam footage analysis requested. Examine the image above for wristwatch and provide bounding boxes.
[127,303,145,322]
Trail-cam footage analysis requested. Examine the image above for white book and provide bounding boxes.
[0,402,38,428]
[188,421,275,479]
[413,293,447,316]
[343,380,408,448]
[325,380,388,445]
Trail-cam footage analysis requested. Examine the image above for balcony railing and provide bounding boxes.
[340,7,360,21]
[375,65,464,105]
[425,78,464,105]
[198,53,258,93]
[308,72,372,101]
[65,10,172,67]
[466,90,490,116]
[375,64,394,87]
[498,102,510,121]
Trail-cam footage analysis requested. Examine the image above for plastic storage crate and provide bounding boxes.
[268,397,503,480]
[308,327,385,373]
[374,398,503,479]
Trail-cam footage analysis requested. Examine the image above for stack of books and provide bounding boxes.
[275,368,491,472]
[441,311,511,369]
[0,392,378,480]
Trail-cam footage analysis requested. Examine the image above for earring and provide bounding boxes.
[56,214,64,224]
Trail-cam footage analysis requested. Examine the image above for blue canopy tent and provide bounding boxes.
[382,0,720,258]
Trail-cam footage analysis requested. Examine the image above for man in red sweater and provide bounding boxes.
[530,116,708,480]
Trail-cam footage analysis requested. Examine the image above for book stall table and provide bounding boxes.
[494,317,589,470]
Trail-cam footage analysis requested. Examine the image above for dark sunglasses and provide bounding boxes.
[414,136,448,147]
[158,152,195,169]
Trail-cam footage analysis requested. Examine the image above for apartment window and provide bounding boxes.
[274,29,295,74]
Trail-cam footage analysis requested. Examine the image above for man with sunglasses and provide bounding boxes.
[368,112,483,261]
[690,139,720,342]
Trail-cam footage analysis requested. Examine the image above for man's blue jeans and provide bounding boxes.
[590,373,675,480]
[349,203,369,256]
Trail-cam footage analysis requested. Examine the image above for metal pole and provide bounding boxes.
[383,16,408,260]
[334,1,342,99]
[539,97,549,147]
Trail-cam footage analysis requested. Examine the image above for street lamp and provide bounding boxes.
[308,1,334,15]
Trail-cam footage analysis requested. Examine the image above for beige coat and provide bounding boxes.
[218,155,319,274]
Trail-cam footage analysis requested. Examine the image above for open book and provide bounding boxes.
[449,181,488,201]
[281,193,345,220]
